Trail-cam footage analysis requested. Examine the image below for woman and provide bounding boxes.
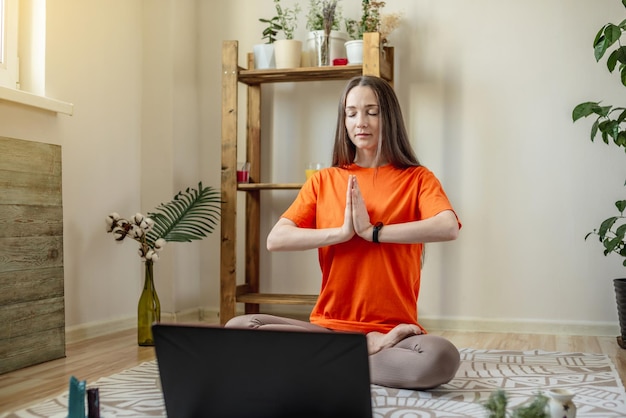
[226,75,462,390]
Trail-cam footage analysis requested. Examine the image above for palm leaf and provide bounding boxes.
[146,182,221,245]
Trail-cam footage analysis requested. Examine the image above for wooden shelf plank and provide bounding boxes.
[238,65,363,85]
[237,292,318,305]
[238,183,303,190]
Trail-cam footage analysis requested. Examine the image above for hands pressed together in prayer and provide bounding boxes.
[340,175,379,242]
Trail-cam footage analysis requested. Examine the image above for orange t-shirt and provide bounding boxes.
[281,163,461,334]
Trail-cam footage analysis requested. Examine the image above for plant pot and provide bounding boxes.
[274,39,302,69]
[345,39,363,65]
[306,30,348,66]
[546,389,577,418]
[253,43,275,69]
[614,278,626,348]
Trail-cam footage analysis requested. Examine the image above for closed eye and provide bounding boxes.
[345,107,379,118]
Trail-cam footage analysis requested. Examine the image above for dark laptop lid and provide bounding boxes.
[152,324,373,418]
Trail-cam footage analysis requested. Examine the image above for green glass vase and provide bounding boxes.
[137,260,160,346]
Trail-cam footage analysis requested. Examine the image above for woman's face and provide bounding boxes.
[345,85,380,155]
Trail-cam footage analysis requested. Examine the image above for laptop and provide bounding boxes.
[152,323,373,418]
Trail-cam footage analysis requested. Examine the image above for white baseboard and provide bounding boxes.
[419,316,620,337]
[65,309,620,344]
[65,308,219,344]
[65,316,136,344]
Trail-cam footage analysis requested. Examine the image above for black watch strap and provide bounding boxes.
[373,222,383,244]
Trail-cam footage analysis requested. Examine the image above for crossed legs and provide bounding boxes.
[224,314,460,390]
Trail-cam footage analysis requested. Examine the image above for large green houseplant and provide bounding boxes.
[572,0,626,348]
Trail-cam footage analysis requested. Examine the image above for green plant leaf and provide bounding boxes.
[608,119,620,140]
[616,223,626,240]
[595,35,608,61]
[146,182,222,245]
[572,101,600,121]
[608,49,620,72]
[482,390,508,418]
[511,392,549,418]
[595,24,623,61]
[605,236,623,253]
[602,128,610,144]
[616,46,626,65]
[599,104,613,117]
[606,24,623,45]
[617,200,626,213]
[599,216,619,237]
[573,102,614,122]
[591,119,600,141]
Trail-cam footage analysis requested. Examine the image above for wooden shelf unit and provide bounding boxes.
[220,33,394,324]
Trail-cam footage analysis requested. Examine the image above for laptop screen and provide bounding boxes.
[153,324,373,418]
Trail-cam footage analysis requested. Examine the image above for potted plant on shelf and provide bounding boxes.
[344,0,401,64]
[305,0,347,66]
[254,14,281,69]
[270,0,302,68]
[572,0,626,348]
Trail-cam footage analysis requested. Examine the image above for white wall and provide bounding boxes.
[0,0,623,337]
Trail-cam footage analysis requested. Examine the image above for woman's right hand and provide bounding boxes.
[339,175,356,241]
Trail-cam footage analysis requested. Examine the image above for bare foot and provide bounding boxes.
[366,324,422,355]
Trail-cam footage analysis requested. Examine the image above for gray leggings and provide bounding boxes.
[224,314,460,390]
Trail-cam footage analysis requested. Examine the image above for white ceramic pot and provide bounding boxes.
[546,389,577,418]
[274,39,302,69]
[345,39,363,65]
[306,30,348,66]
[253,43,275,69]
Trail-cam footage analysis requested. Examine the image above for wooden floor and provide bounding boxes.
[1,327,626,413]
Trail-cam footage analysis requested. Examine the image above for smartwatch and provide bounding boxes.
[373,222,383,244]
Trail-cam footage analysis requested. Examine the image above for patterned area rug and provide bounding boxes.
[2,349,625,417]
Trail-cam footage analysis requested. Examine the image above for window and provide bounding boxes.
[0,0,19,89]
[0,0,72,114]
[0,0,4,64]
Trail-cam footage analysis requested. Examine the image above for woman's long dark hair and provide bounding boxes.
[331,76,421,168]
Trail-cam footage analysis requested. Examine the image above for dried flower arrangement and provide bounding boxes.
[379,10,402,44]
[306,0,343,32]
[322,0,339,35]
[105,182,221,263]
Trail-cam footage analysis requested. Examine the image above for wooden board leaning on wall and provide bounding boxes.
[0,136,65,374]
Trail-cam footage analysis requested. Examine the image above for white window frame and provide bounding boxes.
[0,0,19,89]
[0,0,4,63]
[0,0,72,114]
